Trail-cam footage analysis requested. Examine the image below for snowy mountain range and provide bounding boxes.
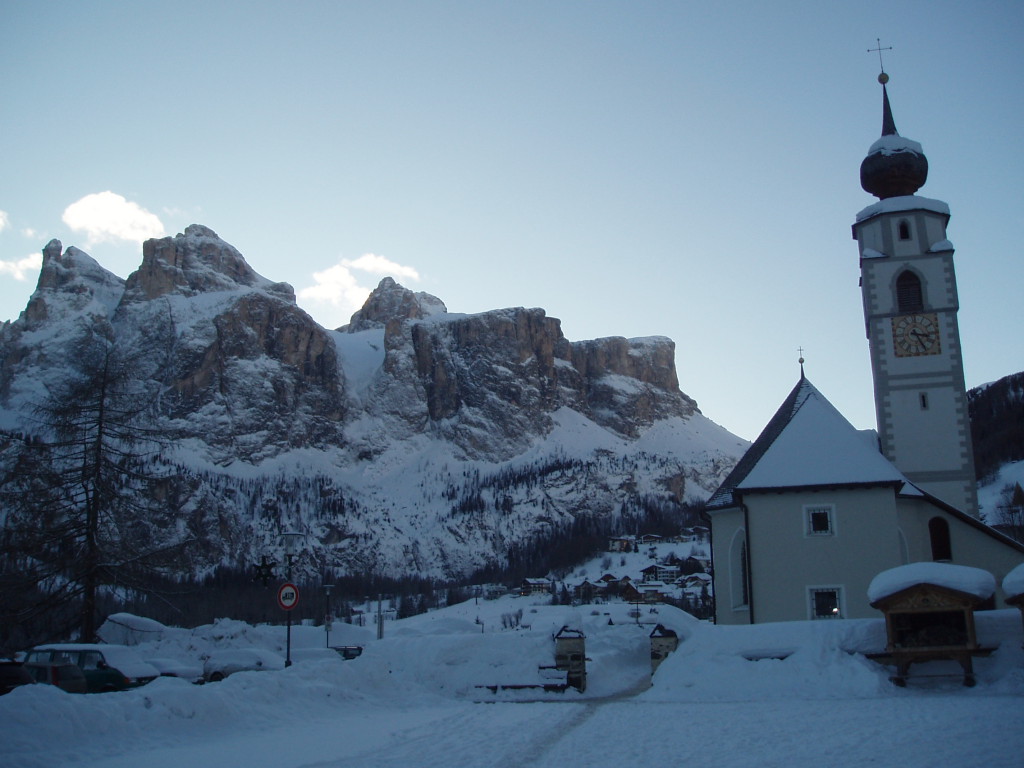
[0,225,746,582]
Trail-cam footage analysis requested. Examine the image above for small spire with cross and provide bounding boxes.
[798,347,806,378]
[868,38,892,84]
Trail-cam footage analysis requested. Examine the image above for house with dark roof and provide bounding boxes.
[707,376,1024,624]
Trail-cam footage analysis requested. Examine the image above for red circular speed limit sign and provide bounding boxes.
[277,582,299,611]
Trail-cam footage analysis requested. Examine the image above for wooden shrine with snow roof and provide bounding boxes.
[867,563,996,686]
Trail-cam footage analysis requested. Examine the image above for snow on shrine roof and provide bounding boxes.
[867,562,996,604]
[1003,562,1024,600]
[707,376,908,508]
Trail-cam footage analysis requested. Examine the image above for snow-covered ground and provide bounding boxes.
[2,595,1023,768]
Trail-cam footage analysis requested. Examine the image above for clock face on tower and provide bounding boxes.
[891,313,941,357]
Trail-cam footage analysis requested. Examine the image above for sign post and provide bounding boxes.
[278,582,299,666]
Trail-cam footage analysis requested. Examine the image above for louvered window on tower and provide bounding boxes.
[896,271,924,312]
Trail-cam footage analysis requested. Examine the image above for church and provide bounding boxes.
[706,71,1024,625]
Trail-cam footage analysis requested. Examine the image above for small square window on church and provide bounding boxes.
[809,587,843,619]
[804,504,834,536]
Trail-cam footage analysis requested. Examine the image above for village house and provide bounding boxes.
[640,563,680,583]
[572,579,605,604]
[607,535,635,553]
[519,578,552,597]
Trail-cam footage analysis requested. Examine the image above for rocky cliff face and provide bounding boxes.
[0,226,745,580]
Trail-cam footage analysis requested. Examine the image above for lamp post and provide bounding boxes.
[280,532,303,667]
[324,583,334,648]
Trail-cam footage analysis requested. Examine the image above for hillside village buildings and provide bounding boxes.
[707,72,1024,625]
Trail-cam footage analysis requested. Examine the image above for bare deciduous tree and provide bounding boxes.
[0,336,191,651]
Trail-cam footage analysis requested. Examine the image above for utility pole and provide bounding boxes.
[376,593,384,640]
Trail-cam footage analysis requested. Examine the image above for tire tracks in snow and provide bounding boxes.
[491,676,652,767]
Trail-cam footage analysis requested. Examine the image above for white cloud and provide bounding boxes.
[342,253,420,282]
[62,191,165,246]
[298,253,421,327]
[299,262,373,307]
[0,252,42,281]
[0,210,9,233]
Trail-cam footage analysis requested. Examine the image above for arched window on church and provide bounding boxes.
[896,270,924,313]
[929,517,952,561]
[729,530,749,608]
[898,219,911,240]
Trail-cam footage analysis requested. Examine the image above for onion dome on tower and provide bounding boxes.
[859,72,929,199]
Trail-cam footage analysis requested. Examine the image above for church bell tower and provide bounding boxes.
[852,71,978,517]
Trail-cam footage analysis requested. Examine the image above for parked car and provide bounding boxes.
[330,645,364,660]
[202,649,285,682]
[288,648,343,664]
[22,661,87,693]
[145,657,204,684]
[25,644,159,693]
[0,659,35,695]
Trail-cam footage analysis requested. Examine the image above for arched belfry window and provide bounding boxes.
[896,271,924,313]
[929,517,952,561]
[898,219,911,240]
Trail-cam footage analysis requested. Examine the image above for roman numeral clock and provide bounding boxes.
[891,313,940,357]
[852,70,978,517]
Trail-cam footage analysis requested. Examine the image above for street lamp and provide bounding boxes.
[281,531,303,667]
[323,583,334,648]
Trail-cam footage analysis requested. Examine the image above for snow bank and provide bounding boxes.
[2,596,1022,768]
[1004,562,1024,600]
[98,613,171,645]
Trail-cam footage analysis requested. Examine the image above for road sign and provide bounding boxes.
[277,582,299,611]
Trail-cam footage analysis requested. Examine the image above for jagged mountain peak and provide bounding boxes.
[19,239,125,330]
[342,276,447,332]
[122,224,295,305]
[0,226,747,581]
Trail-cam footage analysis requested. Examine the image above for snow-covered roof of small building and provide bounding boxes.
[707,376,909,509]
[867,562,996,605]
[1003,562,1024,600]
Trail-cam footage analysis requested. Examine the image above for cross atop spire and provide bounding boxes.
[868,38,892,81]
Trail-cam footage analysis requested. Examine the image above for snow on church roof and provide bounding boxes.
[868,562,996,604]
[707,376,908,509]
[855,194,950,223]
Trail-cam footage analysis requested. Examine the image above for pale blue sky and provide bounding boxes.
[2,1,1022,441]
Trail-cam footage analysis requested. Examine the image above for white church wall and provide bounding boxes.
[745,486,903,622]
[896,497,1024,607]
